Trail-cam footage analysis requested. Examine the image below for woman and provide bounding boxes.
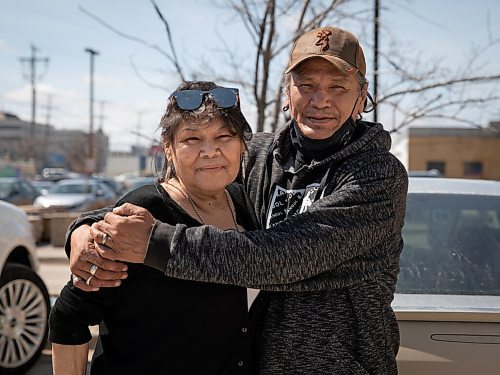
[49,81,258,374]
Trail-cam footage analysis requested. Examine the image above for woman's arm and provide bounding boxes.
[52,343,89,375]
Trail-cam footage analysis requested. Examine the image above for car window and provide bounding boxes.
[19,180,36,195]
[397,193,500,296]
[50,183,94,194]
[0,180,12,198]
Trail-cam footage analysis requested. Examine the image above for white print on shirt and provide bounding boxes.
[266,183,320,228]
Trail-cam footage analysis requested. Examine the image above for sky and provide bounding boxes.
[1,0,500,152]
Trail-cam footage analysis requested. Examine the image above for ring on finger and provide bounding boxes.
[72,274,81,284]
[102,233,109,245]
[90,264,98,276]
[86,275,93,286]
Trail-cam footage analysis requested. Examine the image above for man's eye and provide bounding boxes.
[183,137,199,143]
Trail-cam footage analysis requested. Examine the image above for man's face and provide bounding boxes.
[287,57,366,140]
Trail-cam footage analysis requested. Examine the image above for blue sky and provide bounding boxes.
[1,0,500,151]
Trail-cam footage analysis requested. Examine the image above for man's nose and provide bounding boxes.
[310,90,331,108]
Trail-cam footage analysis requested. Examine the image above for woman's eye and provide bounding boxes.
[217,133,236,141]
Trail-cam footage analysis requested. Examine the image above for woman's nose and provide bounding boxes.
[200,140,220,157]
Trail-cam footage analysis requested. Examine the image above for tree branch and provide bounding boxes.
[150,0,185,81]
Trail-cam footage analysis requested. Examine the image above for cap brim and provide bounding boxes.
[285,55,358,75]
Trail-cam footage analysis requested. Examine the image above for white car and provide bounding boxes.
[0,200,50,374]
[394,177,500,374]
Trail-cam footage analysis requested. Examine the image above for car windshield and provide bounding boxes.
[49,182,93,194]
[397,193,500,296]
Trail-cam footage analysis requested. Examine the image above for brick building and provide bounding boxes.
[405,122,500,180]
[0,111,108,174]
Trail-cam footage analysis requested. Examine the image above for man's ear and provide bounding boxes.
[355,83,368,116]
[283,95,290,111]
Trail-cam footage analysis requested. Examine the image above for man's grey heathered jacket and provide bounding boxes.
[68,120,408,374]
[144,120,409,374]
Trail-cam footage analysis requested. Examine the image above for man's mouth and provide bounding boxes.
[304,115,336,124]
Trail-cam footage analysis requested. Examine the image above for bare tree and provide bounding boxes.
[79,0,500,134]
[377,34,500,132]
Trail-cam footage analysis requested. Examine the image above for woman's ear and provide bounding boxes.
[164,142,172,160]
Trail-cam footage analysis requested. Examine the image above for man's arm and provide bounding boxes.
[95,157,408,290]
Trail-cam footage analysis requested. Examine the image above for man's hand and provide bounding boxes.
[90,203,156,263]
[69,225,128,291]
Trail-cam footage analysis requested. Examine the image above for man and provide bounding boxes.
[69,26,408,374]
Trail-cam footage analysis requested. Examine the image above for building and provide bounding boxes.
[405,121,500,180]
[0,111,108,175]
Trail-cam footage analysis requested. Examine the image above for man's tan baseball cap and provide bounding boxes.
[285,26,366,77]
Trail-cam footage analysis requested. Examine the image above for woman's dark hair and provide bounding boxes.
[158,80,252,180]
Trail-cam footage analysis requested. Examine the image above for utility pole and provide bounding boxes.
[19,45,49,163]
[42,94,53,126]
[97,100,107,131]
[84,48,99,175]
[373,0,380,123]
[41,94,53,167]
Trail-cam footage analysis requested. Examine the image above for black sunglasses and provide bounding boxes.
[171,87,240,110]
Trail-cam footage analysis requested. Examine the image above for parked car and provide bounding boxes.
[33,178,117,211]
[0,200,50,374]
[30,180,55,196]
[124,176,157,194]
[0,177,40,206]
[394,177,500,374]
[95,176,124,196]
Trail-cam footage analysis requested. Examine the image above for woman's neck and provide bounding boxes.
[162,178,239,230]
[169,178,226,211]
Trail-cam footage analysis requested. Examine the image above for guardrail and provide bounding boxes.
[21,206,82,247]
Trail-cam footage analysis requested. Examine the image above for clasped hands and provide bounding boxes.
[70,203,156,291]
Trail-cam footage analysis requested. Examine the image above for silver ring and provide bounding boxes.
[72,274,81,284]
[86,275,93,286]
[102,233,109,245]
[90,264,98,276]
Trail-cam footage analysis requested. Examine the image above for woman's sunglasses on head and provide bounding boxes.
[171,87,240,110]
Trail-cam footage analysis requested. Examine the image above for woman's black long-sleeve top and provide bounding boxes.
[49,183,260,375]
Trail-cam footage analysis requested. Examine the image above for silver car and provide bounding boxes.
[0,200,50,374]
[33,178,117,211]
[394,177,500,374]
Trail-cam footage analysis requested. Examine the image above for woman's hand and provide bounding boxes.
[69,225,128,291]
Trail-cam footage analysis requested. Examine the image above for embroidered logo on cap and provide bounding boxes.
[315,29,332,52]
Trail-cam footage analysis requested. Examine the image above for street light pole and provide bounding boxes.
[85,48,99,175]
[373,0,380,123]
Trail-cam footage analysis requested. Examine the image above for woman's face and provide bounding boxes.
[166,118,244,194]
